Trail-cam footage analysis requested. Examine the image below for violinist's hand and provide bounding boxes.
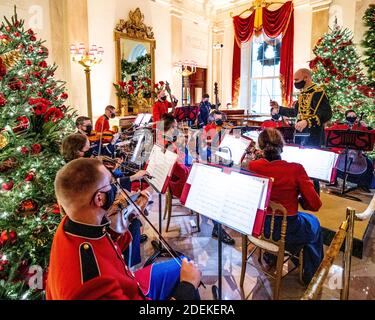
[295,120,308,132]
[107,195,129,235]
[130,170,150,182]
[180,258,201,289]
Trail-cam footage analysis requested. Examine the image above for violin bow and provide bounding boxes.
[105,167,206,289]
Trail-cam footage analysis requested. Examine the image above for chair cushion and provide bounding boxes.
[248,235,279,253]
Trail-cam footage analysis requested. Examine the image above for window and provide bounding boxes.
[248,35,282,114]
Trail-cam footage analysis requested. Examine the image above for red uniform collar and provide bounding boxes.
[63,216,110,239]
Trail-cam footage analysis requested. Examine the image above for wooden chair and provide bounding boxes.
[240,201,304,300]
[163,187,200,233]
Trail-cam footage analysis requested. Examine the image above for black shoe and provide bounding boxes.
[212,229,235,246]
[140,234,148,244]
[263,252,277,267]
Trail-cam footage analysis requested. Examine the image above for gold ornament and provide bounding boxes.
[372,71,375,81]
[115,8,154,39]
[0,49,21,69]
[0,37,9,46]
[0,133,8,150]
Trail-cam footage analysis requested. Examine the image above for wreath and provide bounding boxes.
[257,41,281,66]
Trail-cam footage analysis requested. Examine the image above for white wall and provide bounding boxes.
[86,0,172,120]
[294,4,313,70]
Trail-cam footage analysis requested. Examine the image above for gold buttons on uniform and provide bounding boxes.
[83,244,90,250]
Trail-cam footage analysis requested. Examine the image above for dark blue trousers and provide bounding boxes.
[264,212,323,285]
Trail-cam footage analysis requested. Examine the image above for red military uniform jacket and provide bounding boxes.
[152,100,172,123]
[248,159,322,216]
[46,216,152,300]
[95,115,110,132]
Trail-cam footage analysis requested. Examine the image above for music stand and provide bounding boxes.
[174,106,198,126]
[325,128,374,201]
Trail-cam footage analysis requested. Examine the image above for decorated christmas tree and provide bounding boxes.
[0,8,75,299]
[361,4,375,88]
[309,24,375,127]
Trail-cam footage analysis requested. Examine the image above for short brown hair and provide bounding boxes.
[54,158,104,208]
[161,113,176,132]
[105,105,115,112]
[75,116,91,128]
[258,128,285,160]
[62,134,88,162]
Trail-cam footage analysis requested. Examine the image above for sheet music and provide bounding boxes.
[146,145,178,193]
[134,114,144,126]
[282,146,338,182]
[216,134,251,165]
[141,113,152,125]
[185,163,267,235]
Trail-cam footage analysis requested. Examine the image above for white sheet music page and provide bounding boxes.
[134,114,144,126]
[216,134,251,165]
[282,146,338,182]
[185,164,225,222]
[220,172,264,235]
[185,163,266,235]
[141,113,152,125]
[146,145,178,193]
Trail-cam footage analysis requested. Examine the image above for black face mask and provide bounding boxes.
[84,125,93,135]
[101,184,117,210]
[82,150,92,158]
[110,113,116,119]
[215,119,224,126]
[160,96,167,102]
[346,116,357,124]
[272,113,281,121]
[294,80,306,90]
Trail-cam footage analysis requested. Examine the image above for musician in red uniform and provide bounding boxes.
[95,105,116,133]
[47,158,201,300]
[158,114,190,199]
[327,109,374,192]
[248,128,323,284]
[152,90,177,123]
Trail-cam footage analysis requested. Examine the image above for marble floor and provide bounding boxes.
[134,187,375,300]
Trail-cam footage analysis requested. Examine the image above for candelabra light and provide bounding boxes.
[70,43,104,120]
[174,60,198,106]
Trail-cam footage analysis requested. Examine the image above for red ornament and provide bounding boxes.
[21,146,29,155]
[25,59,32,66]
[45,89,53,96]
[27,29,34,35]
[31,143,42,154]
[29,35,36,42]
[332,48,338,54]
[0,231,9,244]
[5,26,11,32]
[2,180,14,191]
[18,199,38,216]
[14,32,20,38]
[44,107,64,123]
[28,45,34,53]
[324,77,330,83]
[39,61,48,68]
[40,78,47,85]
[0,93,6,107]
[24,171,36,182]
[13,116,30,134]
[8,78,23,91]
[60,92,68,100]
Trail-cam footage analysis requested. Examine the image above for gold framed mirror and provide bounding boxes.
[114,8,156,116]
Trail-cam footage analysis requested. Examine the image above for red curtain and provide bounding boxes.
[232,1,294,106]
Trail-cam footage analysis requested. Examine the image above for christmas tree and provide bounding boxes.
[361,4,375,88]
[309,24,375,127]
[0,8,75,299]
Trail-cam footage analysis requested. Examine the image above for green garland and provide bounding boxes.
[121,53,151,79]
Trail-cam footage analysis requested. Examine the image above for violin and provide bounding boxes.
[87,130,115,144]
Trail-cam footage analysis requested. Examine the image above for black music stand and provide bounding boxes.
[143,151,183,267]
[325,128,374,201]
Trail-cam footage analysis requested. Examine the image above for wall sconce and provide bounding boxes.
[174,60,198,106]
[70,43,104,120]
